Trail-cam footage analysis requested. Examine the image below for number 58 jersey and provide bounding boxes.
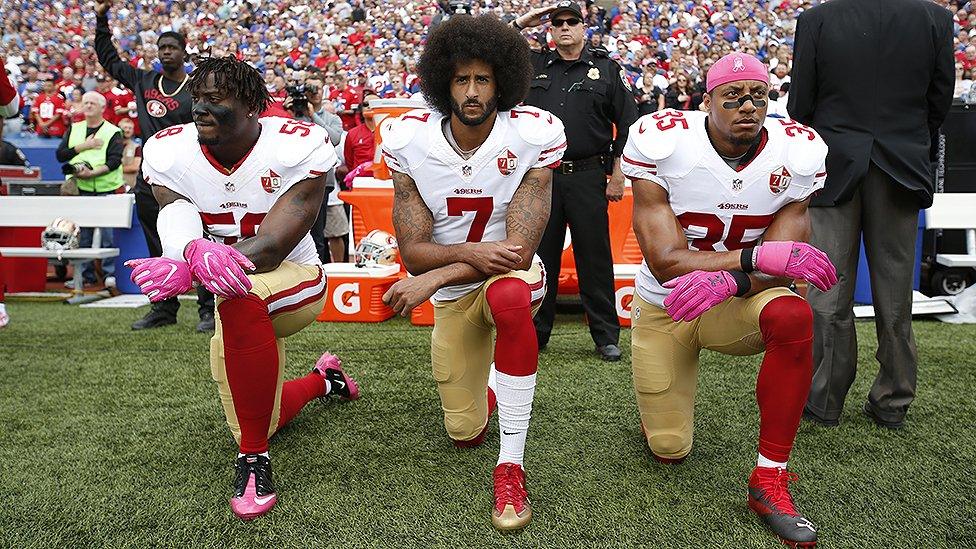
[142,116,339,266]
[620,109,829,308]
[381,106,566,301]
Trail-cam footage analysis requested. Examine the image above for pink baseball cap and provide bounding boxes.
[706,52,770,93]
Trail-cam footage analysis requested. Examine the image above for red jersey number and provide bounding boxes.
[198,212,267,245]
[446,196,494,243]
[154,126,184,139]
[676,212,775,251]
[279,119,315,137]
[652,110,689,131]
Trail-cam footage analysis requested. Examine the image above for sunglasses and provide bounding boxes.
[552,17,582,28]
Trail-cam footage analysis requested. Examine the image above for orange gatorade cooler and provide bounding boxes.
[318,263,403,323]
[338,178,395,248]
[613,263,641,328]
[411,298,435,326]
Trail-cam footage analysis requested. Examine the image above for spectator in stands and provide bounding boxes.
[55,91,123,287]
[636,69,665,115]
[66,88,85,123]
[664,70,702,110]
[30,78,68,138]
[118,117,140,189]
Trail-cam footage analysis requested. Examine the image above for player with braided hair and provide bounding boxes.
[127,55,361,520]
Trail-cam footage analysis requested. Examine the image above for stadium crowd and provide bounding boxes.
[3,0,973,145]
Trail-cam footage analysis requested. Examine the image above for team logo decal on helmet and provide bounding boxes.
[355,229,399,267]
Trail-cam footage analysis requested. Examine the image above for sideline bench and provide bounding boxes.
[925,193,976,268]
[0,195,135,300]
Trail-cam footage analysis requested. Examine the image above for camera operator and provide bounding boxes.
[55,91,124,287]
[282,74,344,263]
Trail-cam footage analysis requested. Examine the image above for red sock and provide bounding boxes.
[277,372,327,429]
[486,278,537,377]
[0,252,6,302]
[219,294,279,454]
[756,296,814,463]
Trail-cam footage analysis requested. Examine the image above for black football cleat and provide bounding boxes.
[748,466,818,548]
[196,310,215,333]
[230,453,277,520]
[131,307,177,330]
[313,352,360,400]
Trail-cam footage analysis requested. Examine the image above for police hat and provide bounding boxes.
[551,1,583,20]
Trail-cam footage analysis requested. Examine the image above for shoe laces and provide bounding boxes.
[755,468,799,516]
[493,463,527,513]
[233,454,275,497]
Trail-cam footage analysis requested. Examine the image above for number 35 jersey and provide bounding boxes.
[620,109,828,308]
[141,116,339,266]
[381,106,566,301]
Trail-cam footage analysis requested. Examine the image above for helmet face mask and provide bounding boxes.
[41,217,81,252]
[354,229,399,267]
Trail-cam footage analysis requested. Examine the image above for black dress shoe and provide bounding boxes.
[802,407,839,427]
[131,308,177,330]
[597,344,622,362]
[862,403,904,429]
[196,311,215,333]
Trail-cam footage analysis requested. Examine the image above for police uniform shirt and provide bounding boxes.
[525,46,638,161]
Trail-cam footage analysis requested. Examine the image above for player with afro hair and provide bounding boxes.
[418,14,533,120]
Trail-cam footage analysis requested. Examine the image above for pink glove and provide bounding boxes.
[662,270,738,322]
[124,257,193,303]
[343,161,373,187]
[183,238,256,299]
[755,241,838,292]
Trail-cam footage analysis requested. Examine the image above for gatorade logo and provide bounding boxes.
[615,286,634,319]
[333,282,361,315]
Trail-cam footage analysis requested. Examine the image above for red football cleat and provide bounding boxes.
[748,466,818,548]
[453,387,496,448]
[491,462,531,531]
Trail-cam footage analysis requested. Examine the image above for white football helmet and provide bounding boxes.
[355,229,398,267]
[41,217,81,252]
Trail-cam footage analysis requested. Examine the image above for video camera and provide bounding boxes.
[286,84,312,117]
[61,161,93,176]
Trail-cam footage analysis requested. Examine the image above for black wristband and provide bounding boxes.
[729,270,751,297]
[511,19,523,30]
[740,247,756,273]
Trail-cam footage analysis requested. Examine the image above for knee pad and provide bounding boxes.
[759,296,813,346]
[444,410,484,442]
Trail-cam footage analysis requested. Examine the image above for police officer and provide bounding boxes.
[511,1,638,361]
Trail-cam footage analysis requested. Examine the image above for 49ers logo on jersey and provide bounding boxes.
[497,149,518,176]
[769,167,792,195]
[261,169,282,193]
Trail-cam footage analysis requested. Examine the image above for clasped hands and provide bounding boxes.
[125,239,256,302]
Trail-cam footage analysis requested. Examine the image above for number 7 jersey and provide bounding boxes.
[620,109,828,308]
[141,116,339,266]
[381,106,566,301]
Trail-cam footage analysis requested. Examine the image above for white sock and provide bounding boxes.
[488,363,497,393]
[496,371,535,466]
[238,451,271,459]
[757,453,787,469]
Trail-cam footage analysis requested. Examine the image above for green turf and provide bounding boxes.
[1,301,974,548]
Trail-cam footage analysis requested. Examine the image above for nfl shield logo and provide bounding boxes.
[261,169,282,193]
[497,149,518,176]
[769,167,792,194]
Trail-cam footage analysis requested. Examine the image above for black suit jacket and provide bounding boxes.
[787,0,954,208]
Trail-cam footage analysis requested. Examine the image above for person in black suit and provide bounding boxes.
[788,0,954,428]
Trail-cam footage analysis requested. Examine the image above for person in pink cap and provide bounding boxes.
[620,51,837,548]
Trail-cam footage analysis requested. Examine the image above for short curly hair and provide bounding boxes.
[418,15,532,117]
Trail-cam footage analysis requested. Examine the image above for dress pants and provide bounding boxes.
[135,177,214,318]
[534,166,619,349]
[806,162,920,424]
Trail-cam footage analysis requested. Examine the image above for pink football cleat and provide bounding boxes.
[230,454,277,521]
[313,352,360,401]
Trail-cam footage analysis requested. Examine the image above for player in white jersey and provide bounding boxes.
[621,53,837,548]
[380,16,565,532]
[126,57,361,521]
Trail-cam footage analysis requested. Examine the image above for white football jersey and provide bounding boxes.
[142,116,338,266]
[621,109,828,308]
[381,106,567,301]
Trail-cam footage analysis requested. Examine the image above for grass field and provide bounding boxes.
[1,301,974,548]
